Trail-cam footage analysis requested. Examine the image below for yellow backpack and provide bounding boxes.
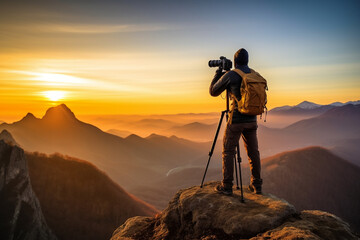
[232,68,268,116]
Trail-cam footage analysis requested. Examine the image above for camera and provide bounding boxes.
[208,56,232,71]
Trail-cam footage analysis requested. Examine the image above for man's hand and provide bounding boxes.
[216,68,224,75]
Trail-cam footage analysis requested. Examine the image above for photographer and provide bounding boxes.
[209,48,263,195]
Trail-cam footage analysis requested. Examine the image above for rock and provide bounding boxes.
[111,182,359,240]
[0,140,57,240]
[252,210,358,240]
[112,216,156,240]
[111,182,296,239]
[0,130,19,146]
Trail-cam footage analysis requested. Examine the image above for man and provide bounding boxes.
[209,48,262,195]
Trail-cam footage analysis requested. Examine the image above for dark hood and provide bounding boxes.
[234,48,249,67]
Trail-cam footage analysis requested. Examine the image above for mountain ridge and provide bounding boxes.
[27,151,158,240]
[0,104,209,189]
[270,100,360,116]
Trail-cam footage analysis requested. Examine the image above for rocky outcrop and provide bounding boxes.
[252,210,358,240]
[0,130,19,146]
[111,182,358,240]
[0,140,57,240]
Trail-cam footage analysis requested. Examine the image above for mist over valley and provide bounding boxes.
[1,100,360,235]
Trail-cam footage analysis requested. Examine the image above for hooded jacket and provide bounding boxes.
[209,48,257,123]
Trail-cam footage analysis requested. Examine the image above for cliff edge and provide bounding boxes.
[111,182,358,240]
[0,140,57,240]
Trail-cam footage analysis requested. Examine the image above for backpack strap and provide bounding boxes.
[232,68,254,78]
[232,68,246,78]
[228,93,240,125]
[230,69,247,114]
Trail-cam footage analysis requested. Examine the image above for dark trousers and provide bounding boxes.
[222,121,262,189]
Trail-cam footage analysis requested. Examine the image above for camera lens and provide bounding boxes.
[208,60,221,68]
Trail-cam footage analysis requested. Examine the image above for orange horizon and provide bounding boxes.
[1,96,359,124]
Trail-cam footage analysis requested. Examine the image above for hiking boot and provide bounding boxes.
[214,184,233,195]
[248,183,262,194]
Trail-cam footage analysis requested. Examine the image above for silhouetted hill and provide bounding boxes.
[107,129,132,138]
[112,182,359,240]
[0,104,209,188]
[167,121,218,142]
[330,138,360,167]
[146,133,210,152]
[0,140,56,240]
[26,152,157,240]
[262,146,360,232]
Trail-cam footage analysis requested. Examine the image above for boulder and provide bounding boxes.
[253,210,357,240]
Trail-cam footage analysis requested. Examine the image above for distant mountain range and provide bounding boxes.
[1,103,360,234]
[258,104,360,157]
[2,103,358,179]
[167,121,218,142]
[113,104,360,161]
[270,100,360,116]
[0,104,210,189]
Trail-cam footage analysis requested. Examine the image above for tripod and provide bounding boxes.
[200,91,245,203]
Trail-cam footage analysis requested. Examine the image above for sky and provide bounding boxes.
[0,0,359,120]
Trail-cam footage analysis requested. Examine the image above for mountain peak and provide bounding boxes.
[146,133,165,139]
[330,101,344,106]
[42,104,77,122]
[296,101,321,109]
[125,134,143,141]
[21,112,37,121]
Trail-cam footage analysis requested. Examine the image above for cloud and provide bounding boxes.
[4,23,171,34]
[5,70,156,95]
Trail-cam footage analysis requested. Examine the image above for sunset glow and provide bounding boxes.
[43,91,67,102]
[0,1,359,119]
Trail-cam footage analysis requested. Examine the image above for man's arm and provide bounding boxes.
[209,69,231,96]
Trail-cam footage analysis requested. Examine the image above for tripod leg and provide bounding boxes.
[234,154,239,189]
[200,110,226,188]
[237,143,245,202]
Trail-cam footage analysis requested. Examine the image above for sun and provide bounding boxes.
[43,90,66,101]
